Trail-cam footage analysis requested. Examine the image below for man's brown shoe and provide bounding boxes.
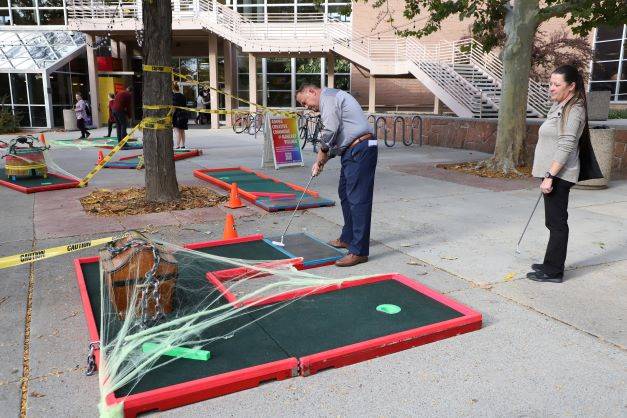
[335,253,368,267]
[328,239,349,249]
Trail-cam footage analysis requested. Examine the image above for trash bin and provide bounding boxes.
[576,127,615,189]
[63,108,77,131]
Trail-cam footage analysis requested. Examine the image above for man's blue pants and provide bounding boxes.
[338,141,378,256]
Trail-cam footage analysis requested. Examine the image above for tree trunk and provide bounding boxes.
[490,0,539,173]
[143,0,179,202]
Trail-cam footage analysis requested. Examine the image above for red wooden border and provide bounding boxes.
[0,172,79,194]
[173,149,202,161]
[202,270,482,376]
[192,166,321,202]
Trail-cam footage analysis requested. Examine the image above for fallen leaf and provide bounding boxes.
[502,272,516,282]
[476,283,493,290]
[406,261,424,266]
[440,255,458,261]
[30,391,45,398]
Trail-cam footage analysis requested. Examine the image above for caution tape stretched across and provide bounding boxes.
[0,237,114,270]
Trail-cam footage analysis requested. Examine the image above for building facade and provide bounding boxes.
[0,0,625,129]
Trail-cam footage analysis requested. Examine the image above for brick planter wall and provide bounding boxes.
[370,113,627,177]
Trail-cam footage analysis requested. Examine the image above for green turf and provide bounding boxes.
[249,280,464,357]
[0,168,77,186]
[80,245,293,397]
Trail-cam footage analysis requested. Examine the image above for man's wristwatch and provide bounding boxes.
[544,172,554,179]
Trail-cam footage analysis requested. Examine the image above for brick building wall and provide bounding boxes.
[371,114,627,177]
[349,1,594,111]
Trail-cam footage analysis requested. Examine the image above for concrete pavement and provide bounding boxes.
[0,127,625,417]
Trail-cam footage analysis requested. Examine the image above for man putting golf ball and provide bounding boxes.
[296,85,378,267]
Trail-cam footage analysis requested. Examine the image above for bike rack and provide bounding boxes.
[393,116,407,147]
[410,115,423,147]
[367,114,376,130]
[376,116,394,147]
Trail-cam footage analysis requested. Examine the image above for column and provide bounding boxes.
[320,57,326,88]
[326,53,335,89]
[110,39,119,58]
[261,58,267,107]
[434,96,443,115]
[42,70,53,129]
[290,57,296,108]
[208,34,219,128]
[368,75,376,113]
[223,40,234,127]
[85,34,100,127]
[248,54,257,112]
[118,41,129,71]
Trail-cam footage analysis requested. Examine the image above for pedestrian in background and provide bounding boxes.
[172,82,188,149]
[106,92,116,137]
[74,92,90,139]
[111,86,133,143]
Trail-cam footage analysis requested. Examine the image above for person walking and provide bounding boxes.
[528,65,603,283]
[111,86,133,143]
[172,82,189,149]
[106,92,116,137]
[74,93,90,139]
[195,90,208,125]
[296,84,378,267]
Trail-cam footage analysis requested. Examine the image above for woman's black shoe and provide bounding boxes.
[531,263,545,272]
[526,271,563,283]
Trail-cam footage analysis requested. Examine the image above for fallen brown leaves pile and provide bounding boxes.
[436,162,532,179]
[80,186,227,216]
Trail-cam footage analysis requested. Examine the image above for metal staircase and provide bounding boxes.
[66,0,551,118]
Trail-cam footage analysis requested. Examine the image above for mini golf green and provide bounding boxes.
[80,245,294,397]
[249,280,464,357]
[0,168,76,187]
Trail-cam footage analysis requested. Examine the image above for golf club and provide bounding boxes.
[516,192,543,254]
[272,174,315,247]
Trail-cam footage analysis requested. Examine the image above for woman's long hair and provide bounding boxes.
[552,65,590,146]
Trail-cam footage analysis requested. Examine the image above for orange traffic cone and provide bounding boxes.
[97,150,104,163]
[223,213,238,240]
[38,132,46,145]
[225,182,244,209]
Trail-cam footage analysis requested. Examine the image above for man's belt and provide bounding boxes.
[348,133,375,149]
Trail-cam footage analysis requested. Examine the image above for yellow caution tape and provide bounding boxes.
[77,125,140,187]
[0,237,114,270]
[143,65,173,74]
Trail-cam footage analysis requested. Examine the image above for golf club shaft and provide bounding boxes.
[279,175,314,241]
[517,192,543,249]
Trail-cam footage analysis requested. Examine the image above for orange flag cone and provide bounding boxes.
[223,213,238,240]
[38,132,46,145]
[226,182,244,209]
[98,150,104,163]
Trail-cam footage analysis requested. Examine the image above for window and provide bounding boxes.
[10,73,27,104]
[591,25,627,102]
[28,73,44,104]
[0,73,9,102]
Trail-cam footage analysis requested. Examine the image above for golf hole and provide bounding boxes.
[376,304,401,315]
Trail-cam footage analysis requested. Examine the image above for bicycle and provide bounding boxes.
[233,111,264,135]
[298,113,323,152]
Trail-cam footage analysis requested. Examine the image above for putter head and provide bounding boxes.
[271,240,285,247]
[515,244,521,254]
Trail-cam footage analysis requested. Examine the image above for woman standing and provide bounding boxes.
[528,65,602,283]
[74,93,90,139]
[106,92,116,137]
[172,82,188,149]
